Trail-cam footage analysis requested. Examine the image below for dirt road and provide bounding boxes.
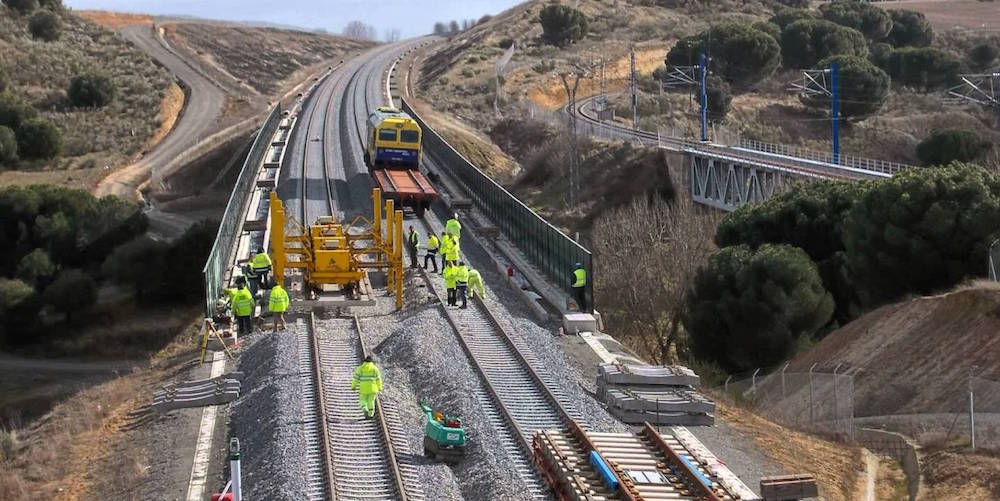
[95,24,226,200]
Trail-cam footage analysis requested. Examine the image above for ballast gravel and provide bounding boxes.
[227,325,310,500]
[362,286,534,501]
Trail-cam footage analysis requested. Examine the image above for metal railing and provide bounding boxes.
[202,104,282,316]
[735,138,912,176]
[402,98,593,311]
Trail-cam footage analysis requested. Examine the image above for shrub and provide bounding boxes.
[0,92,38,131]
[770,7,817,29]
[843,164,1000,306]
[705,74,732,120]
[0,278,38,345]
[0,68,8,94]
[497,37,514,49]
[16,248,55,285]
[687,244,834,373]
[538,4,588,47]
[880,47,962,91]
[1,0,38,14]
[28,10,61,41]
[916,129,992,166]
[716,180,869,322]
[805,55,889,120]
[16,117,61,159]
[869,42,894,67]
[969,43,999,70]
[43,269,96,323]
[886,9,934,47]
[0,125,16,164]
[665,22,781,88]
[102,237,166,300]
[168,219,218,299]
[819,1,892,41]
[781,19,868,69]
[68,72,115,108]
[753,21,781,41]
[775,0,810,7]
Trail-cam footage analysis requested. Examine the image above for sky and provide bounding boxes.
[65,0,525,38]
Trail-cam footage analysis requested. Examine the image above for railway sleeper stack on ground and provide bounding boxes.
[597,363,716,426]
[534,422,753,500]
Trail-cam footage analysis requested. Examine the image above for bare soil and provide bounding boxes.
[717,400,867,501]
[790,282,1000,417]
[883,0,1000,30]
[918,449,1000,500]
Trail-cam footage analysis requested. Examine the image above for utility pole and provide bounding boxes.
[946,72,1000,124]
[630,45,638,130]
[560,66,591,206]
[970,366,978,450]
[663,53,709,141]
[831,62,840,163]
[599,59,607,119]
[789,64,841,164]
[699,53,708,142]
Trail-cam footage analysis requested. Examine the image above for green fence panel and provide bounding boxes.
[401,98,593,310]
[202,105,282,316]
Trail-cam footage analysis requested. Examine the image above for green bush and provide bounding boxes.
[102,237,167,300]
[16,117,61,159]
[16,248,55,285]
[869,42,894,67]
[43,269,96,323]
[68,72,115,108]
[805,55,889,120]
[0,278,38,345]
[665,22,781,87]
[0,92,38,131]
[843,164,1000,306]
[879,47,963,91]
[775,0,810,8]
[687,244,834,373]
[716,181,869,323]
[37,0,60,8]
[752,21,781,41]
[28,10,61,41]
[705,74,732,120]
[780,19,868,69]
[769,7,817,29]
[0,125,16,164]
[1,0,38,14]
[538,4,588,47]
[916,129,992,166]
[0,68,8,94]
[886,9,934,47]
[819,1,892,41]
[969,43,999,71]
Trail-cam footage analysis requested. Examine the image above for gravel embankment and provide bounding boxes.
[363,280,535,501]
[228,325,310,500]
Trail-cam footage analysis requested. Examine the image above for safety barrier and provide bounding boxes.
[203,104,282,316]
[401,98,593,310]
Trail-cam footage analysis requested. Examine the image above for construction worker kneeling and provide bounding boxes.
[467,267,484,300]
[351,355,383,418]
[455,261,469,309]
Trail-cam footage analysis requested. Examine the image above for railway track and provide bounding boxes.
[299,311,422,500]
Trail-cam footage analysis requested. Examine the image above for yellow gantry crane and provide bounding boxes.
[268,188,404,310]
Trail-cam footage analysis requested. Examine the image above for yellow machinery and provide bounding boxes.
[268,188,404,309]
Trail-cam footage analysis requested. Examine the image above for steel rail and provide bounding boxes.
[306,312,338,499]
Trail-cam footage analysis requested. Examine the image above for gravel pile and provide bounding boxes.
[228,325,310,500]
[363,295,534,501]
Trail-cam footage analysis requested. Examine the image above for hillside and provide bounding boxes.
[416,0,1000,172]
[790,283,1000,417]
[0,6,173,188]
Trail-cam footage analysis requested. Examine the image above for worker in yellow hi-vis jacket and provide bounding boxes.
[351,355,383,418]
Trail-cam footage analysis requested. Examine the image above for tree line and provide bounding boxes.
[0,185,216,347]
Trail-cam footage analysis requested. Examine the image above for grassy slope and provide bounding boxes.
[0,7,172,186]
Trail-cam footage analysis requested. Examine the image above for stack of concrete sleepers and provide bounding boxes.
[597,363,715,426]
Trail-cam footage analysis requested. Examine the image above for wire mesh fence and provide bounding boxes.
[202,104,282,316]
[716,368,1000,451]
[401,98,593,309]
